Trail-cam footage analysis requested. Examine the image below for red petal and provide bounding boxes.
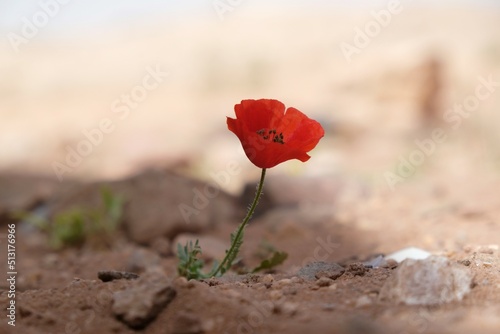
[282,107,324,152]
[234,99,285,132]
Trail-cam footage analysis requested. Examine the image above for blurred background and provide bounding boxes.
[1,0,499,193]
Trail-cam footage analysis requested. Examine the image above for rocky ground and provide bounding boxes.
[0,162,499,334]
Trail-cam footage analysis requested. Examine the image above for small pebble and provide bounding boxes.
[316,277,333,287]
[186,279,206,289]
[328,283,337,291]
[173,276,188,288]
[274,278,292,288]
[261,274,274,284]
[98,271,139,282]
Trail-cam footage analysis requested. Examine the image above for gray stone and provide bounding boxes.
[296,262,345,281]
[98,270,139,282]
[112,272,177,329]
[378,256,473,305]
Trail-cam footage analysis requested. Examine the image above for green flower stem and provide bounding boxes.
[211,168,267,277]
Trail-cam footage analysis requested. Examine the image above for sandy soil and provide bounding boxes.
[0,164,499,334]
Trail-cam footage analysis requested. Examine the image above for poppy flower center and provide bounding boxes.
[256,128,285,144]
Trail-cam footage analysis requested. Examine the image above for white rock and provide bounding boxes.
[386,247,431,263]
[379,256,473,305]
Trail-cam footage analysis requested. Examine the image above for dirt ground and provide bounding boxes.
[0,138,499,334]
[1,4,500,334]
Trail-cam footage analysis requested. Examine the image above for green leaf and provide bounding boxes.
[251,251,288,273]
[176,240,208,280]
[50,210,86,249]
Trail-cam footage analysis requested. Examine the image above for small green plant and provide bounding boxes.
[18,187,124,249]
[177,240,207,280]
[48,209,87,249]
[177,236,288,279]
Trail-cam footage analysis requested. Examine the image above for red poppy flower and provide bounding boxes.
[227,99,324,169]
